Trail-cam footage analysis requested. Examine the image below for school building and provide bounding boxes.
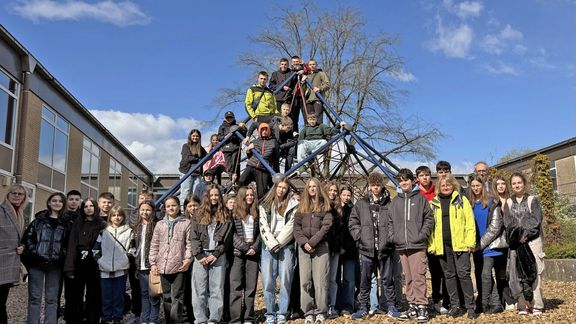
[493,137,576,204]
[0,25,154,222]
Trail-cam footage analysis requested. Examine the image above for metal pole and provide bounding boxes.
[285,130,349,175]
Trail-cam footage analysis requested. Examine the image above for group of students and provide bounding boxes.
[0,156,545,324]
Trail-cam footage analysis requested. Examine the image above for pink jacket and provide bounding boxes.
[148,217,192,274]
[203,146,226,172]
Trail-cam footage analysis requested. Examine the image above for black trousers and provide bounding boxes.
[473,251,484,310]
[224,150,241,180]
[358,253,396,310]
[289,251,303,315]
[160,272,186,324]
[128,256,142,316]
[306,101,324,124]
[280,145,297,173]
[238,165,272,199]
[229,254,259,322]
[0,284,10,324]
[438,245,475,311]
[71,260,102,324]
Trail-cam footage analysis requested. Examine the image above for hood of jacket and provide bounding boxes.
[258,123,271,138]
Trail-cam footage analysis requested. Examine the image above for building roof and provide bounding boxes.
[492,137,576,169]
[0,25,154,183]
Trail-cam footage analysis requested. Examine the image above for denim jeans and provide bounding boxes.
[297,139,327,166]
[261,246,296,318]
[336,257,356,312]
[179,173,201,206]
[138,270,160,323]
[191,254,226,323]
[327,253,340,308]
[27,266,61,324]
[359,253,396,311]
[101,274,128,322]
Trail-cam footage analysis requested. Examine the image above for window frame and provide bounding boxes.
[81,137,100,199]
[37,105,69,190]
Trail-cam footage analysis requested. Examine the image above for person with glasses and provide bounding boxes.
[0,185,28,324]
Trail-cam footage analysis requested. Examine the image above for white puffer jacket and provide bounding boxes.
[95,225,133,278]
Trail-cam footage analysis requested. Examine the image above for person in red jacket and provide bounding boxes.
[416,166,435,202]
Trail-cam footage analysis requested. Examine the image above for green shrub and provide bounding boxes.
[545,242,576,259]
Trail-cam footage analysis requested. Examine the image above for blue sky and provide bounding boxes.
[1,0,575,173]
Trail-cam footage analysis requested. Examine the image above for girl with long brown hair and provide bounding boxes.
[229,186,261,323]
[259,178,299,324]
[178,129,207,206]
[190,185,232,324]
[293,178,333,323]
[324,181,343,318]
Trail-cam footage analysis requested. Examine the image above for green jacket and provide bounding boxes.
[245,84,278,118]
[427,191,476,255]
[305,69,330,103]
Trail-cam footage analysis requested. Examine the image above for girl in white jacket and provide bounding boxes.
[93,206,133,324]
[259,177,299,324]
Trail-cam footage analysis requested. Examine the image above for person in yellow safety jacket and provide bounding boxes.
[427,175,478,320]
[245,71,278,123]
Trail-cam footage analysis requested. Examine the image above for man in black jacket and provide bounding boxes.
[217,111,246,180]
[349,172,400,320]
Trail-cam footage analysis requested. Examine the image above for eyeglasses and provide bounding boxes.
[10,192,25,196]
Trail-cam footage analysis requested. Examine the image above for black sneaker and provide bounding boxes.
[487,305,504,314]
[467,309,478,319]
[352,308,368,320]
[447,307,465,318]
[398,304,417,321]
[416,305,429,323]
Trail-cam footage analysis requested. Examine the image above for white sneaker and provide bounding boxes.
[505,302,517,311]
[304,315,315,323]
[315,314,326,323]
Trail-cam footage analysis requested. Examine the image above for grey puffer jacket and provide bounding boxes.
[148,216,192,274]
[349,192,393,259]
[388,187,435,251]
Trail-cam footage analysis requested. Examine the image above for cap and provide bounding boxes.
[225,111,235,118]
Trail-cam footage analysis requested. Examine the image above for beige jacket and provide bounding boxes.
[149,217,192,274]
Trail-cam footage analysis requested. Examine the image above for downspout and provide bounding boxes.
[14,54,37,184]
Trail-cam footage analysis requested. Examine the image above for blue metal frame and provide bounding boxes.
[284,130,349,175]
[304,79,399,186]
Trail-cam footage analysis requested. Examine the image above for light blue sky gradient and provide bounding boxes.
[1,0,574,173]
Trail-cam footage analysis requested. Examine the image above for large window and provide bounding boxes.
[127,173,138,210]
[81,138,100,199]
[38,106,68,191]
[0,69,19,173]
[108,158,122,200]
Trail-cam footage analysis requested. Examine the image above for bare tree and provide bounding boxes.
[215,3,442,161]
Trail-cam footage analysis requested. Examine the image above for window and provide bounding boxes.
[127,173,138,210]
[38,106,68,191]
[108,158,122,200]
[550,160,557,192]
[0,69,19,173]
[81,138,100,199]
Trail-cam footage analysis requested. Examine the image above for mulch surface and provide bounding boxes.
[6,279,575,323]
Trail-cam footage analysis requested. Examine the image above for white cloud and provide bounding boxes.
[392,69,417,82]
[483,62,520,76]
[90,110,208,173]
[429,19,473,58]
[480,24,523,55]
[10,0,151,26]
[443,0,483,19]
[528,48,555,70]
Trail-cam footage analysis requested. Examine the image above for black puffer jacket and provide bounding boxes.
[190,219,232,260]
[21,211,69,268]
[246,124,279,171]
[388,187,435,251]
[349,192,393,259]
[340,202,357,259]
